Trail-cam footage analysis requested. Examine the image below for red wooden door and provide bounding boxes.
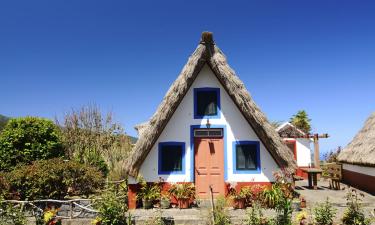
[194,137,225,198]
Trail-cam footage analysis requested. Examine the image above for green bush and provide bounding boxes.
[0,117,64,171]
[313,198,336,225]
[93,184,128,225]
[342,188,371,225]
[0,200,26,225]
[2,158,104,200]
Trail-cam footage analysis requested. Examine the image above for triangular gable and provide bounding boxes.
[277,122,306,138]
[123,32,297,177]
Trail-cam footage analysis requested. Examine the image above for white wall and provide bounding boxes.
[283,138,312,167]
[343,163,375,177]
[130,65,280,184]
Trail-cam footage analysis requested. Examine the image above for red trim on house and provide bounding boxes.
[342,169,375,195]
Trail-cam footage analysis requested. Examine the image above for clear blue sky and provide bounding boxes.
[1,1,375,156]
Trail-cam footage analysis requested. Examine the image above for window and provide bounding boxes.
[233,141,260,173]
[194,128,223,137]
[158,142,185,174]
[194,88,220,118]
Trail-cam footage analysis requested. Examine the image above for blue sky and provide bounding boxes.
[1,1,374,156]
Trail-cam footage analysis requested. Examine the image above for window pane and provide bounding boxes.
[236,144,258,170]
[161,145,183,172]
[197,90,218,116]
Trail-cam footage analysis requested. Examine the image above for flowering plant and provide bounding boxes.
[43,207,62,225]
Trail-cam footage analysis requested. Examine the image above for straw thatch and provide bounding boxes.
[338,112,375,167]
[123,32,297,177]
[277,122,306,138]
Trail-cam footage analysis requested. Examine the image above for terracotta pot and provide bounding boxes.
[178,198,190,209]
[233,198,246,209]
[300,199,306,208]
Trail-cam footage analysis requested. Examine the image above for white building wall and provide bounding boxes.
[132,65,280,184]
[283,138,312,167]
[343,163,375,177]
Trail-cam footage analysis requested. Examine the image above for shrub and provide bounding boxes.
[93,184,128,225]
[0,117,64,171]
[2,158,104,200]
[261,185,283,209]
[206,197,231,225]
[342,188,371,225]
[313,198,336,225]
[244,203,272,225]
[0,199,26,225]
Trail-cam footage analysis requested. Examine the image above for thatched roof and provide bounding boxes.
[276,122,306,137]
[338,112,375,167]
[123,32,297,177]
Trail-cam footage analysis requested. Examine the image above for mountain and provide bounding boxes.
[0,114,10,131]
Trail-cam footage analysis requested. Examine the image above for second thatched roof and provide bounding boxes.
[338,112,375,167]
[123,32,297,177]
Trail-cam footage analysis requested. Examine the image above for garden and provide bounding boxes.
[0,106,374,225]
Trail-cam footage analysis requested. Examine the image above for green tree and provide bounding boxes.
[289,110,312,134]
[0,117,64,171]
[0,114,10,132]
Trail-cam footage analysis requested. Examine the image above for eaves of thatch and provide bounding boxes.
[338,112,375,167]
[123,32,297,177]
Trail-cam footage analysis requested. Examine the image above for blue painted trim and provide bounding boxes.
[193,87,221,119]
[158,142,186,175]
[232,141,261,174]
[190,125,227,182]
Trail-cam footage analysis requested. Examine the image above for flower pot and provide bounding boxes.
[300,199,306,208]
[178,198,190,209]
[233,198,246,209]
[160,199,170,209]
[142,199,153,209]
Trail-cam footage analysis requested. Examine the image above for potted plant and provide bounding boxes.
[228,184,249,209]
[160,192,171,209]
[136,177,161,209]
[169,183,195,209]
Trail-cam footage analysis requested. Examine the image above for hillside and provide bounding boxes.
[0,114,10,131]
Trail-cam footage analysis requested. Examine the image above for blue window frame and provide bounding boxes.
[194,88,221,119]
[232,141,261,174]
[158,142,185,175]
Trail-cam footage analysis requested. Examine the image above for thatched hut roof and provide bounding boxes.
[276,122,306,137]
[338,112,375,167]
[123,32,297,177]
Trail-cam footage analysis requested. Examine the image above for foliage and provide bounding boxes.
[313,198,336,225]
[342,188,371,225]
[1,158,104,200]
[42,208,62,225]
[295,210,310,225]
[244,203,272,225]
[0,117,64,171]
[261,185,284,209]
[274,198,292,225]
[205,197,231,225]
[56,104,133,178]
[169,183,195,200]
[323,146,342,163]
[144,210,171,225]
[93,183,128,225]
[136,177,161,201]
[270,121,282,129]
[289,110,311,134]
[0,199,26,225]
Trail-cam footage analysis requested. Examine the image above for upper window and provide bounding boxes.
[158,142,185,174]
[194,88,220,119]
[233,141,261,173]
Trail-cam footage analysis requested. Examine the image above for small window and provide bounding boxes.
[233,141,260,173]
[158,142,185,174]
[194,88,220,118]
[194,128,223,137]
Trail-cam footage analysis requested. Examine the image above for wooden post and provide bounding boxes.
[314,134,320,168]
